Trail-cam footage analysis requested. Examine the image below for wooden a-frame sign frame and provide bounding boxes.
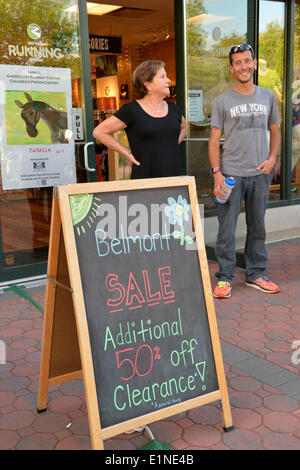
[38,177,233,450]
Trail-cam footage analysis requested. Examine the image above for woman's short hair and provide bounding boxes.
[132,60,165,98]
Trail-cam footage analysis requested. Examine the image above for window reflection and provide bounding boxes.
[186,0,247,212]
[0,0,83,267]
[258,0,285,201]
[292,1,300,198]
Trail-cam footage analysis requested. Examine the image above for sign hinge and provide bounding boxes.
[47,275,73,293]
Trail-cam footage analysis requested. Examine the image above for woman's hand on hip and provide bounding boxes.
[126,152,140,166]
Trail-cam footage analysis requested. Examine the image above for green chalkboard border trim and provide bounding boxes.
[51,177,232,449]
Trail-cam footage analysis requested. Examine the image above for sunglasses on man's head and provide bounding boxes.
[229,44,254,56]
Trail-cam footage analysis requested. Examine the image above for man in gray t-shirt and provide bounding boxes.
[208,44,281,299]
[211,87,279,176]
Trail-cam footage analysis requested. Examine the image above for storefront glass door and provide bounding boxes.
[185,0,248,212]
[0,0,95,283]
[258,0,285,201]
[292,0,300,199]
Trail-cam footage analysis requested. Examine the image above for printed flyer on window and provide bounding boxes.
[0,65,76,190]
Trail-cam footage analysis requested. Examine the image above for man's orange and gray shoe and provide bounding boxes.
[245,276,279,293]
[213,281,232,298]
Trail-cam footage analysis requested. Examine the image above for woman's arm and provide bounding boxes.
[178,116,188,143]
[93,116,140,166]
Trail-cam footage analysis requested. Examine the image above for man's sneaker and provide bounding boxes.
[245,276,279,293]
[213,281,232,298]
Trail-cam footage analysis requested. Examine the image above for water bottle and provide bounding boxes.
[215,177,236,205]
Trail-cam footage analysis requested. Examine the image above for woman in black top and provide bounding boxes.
[93,60,187,179]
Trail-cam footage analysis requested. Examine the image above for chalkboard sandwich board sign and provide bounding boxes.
[38,176,233,450]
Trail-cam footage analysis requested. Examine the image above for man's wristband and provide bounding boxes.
[210,167,220,175]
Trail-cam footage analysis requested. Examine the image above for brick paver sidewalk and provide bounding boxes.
[0,240,299,450]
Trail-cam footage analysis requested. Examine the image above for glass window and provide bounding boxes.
[0,0,85,268]
[186,0,247,212]
[292,1,300,199]
[258,0,285,201]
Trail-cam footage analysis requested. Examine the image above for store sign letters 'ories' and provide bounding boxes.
[89,35,122,54]
[69,186,219,429]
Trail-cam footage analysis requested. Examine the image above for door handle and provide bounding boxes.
[83,142,96,172]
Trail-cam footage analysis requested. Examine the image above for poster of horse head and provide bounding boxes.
[6,90,70,145]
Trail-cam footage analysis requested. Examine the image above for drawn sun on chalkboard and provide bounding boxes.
[69,194,101,235]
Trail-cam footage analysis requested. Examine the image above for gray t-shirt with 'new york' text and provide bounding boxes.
[210,86,279,177]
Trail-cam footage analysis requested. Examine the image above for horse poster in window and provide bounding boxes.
[0,65,76,190]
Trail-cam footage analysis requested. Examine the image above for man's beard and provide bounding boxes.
[236,73,253,84]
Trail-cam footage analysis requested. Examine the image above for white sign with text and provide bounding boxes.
[0,64,76,190]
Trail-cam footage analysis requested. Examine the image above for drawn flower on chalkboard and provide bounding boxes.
[165,195,193,246]
[70,194,101,235]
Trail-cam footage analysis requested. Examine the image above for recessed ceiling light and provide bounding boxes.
[87,3,122,16]
[188,14,234,25]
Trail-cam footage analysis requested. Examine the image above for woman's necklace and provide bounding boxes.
[145,99,165,114]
